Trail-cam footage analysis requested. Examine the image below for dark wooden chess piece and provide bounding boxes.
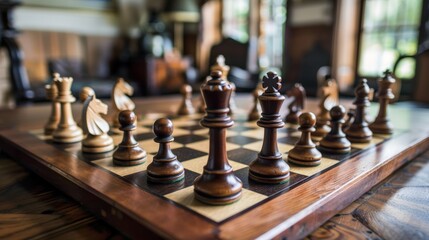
[343,108,355,131]
[285,83,305,125]
[113,110,147,166]
[247,87,262,121]
[369,70,395,134]
[52,77,83,143]
[193,71,242,205]
[287,112,322,166]
[197,94,206,114]
[147,118,185,183]
[345,79,373,143]
[249,72,290,184]
[44,82,59,135]
[177,84,195,115]
[210,55,236,115]
[319,105,351,154]
[311,94,331,142]
[81,95,114,154]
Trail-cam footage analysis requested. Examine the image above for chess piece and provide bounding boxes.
[312,76,339,142]
[345,79,373,143]
[147,118,185,183]
[343,108,355,131]
[211,55,236,115]
[247,87,262,121]
[111,78,135,134]
[52,77,83,143]
[177,84,195,115]
[287,112,322,166]
[249,72,290,184]
[319,105,351,154]
[369,70,395,134]
[44,83,60,135]
[284,83,305,125]
[197,94,206,113]
[78,86,96,130]
[113,110,147,166]
[193,71,242,205]
[81,95,114,153]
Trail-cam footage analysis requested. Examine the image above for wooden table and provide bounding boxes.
[0,96,428,239]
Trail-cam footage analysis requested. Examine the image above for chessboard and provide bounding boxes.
[1,107,429,239]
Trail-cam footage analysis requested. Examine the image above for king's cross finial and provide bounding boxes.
[262,71,281,93]
[216,55,225,66]
[383,69,391,76]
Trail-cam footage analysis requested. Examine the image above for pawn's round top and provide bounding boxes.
[210,70,222,79]
[80,87,95,102]
[299,112,316,128]
[118,110,136,130]
[153,118,173,139]
[180,84,192,94]
[330,105,346,121]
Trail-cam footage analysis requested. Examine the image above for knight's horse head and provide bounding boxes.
[116,78,134,96]
[89,96,108,115]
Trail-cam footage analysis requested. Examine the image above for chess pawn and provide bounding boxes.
[194,71,242,205]
[311,100,331,142]
[177,84,195,115]
[44,83,60,135]
[319,105,351,154]
[345,79,373,143]
[287,112,322,166]
[147,118,185,183]
[81,95,114,153]
[113,110,147,166]
[369,70,395,134]
[52,77,83,143]
[247,88,262,121]
[249,72,290,184]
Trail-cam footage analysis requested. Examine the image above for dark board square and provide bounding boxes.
[317,147,360,161]
[226,135,260,145]
[228,148,258,165]
[177,124,205,131]
[278,136,300,146]
[175,134,208,144]
[233,167,307,196]
[123,169,200,196]
[173,147,208,162]
[134,132,155,141]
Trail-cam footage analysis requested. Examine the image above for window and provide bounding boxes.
[358,0,423,79]
[222,0,250,43]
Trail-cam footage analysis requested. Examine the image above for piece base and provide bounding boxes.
[249,171,290,184]
[194,189,242,206]
[287,156,321,167]
[147,171,185,184]
[113,157,146,166]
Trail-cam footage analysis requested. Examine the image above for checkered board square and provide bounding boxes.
[31,113,392,223]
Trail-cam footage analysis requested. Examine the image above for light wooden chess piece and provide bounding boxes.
[345,79,373,143]
[111,78,135,134]
[284,83,306,125]
[147,118,185,183]
[52,77,83,143]
[81,95,114,153]
[44,83,60,135]
[113,110,147,166]
[249,71,290,184]
[78,86,95,131]
[177,84,195,115]
[287,112,322,166]
[369,70,395,134]
[319,105,351,154]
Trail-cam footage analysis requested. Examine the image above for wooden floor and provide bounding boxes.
[0,148,428,239]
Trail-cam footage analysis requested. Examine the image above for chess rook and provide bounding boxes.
[81,95,114,154]
[52,77,83,143]
[177,84,195,115]
[249,72,290,184]
[287,112,322,166]
[113,110,147,166]
[44,83,60,135]
[345,79,373,143]
[369,70,395,134]
[319,105,351,154]
[147,118,185,183]
[193,71,242,205]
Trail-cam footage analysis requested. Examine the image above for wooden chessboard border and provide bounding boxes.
[1,126,429,239]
